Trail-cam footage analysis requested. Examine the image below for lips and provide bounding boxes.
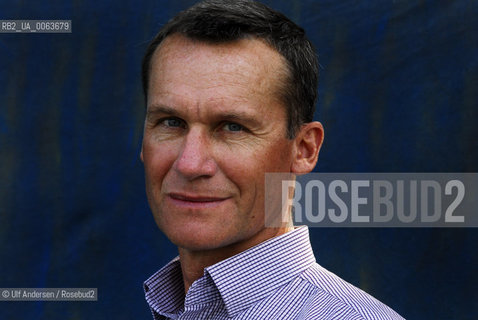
[167,192,231,209]
[169,193,227,201]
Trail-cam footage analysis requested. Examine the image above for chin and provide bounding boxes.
[161,223,236,252]
[170,234,232,252]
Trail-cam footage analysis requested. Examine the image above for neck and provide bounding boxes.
[178,226,293,293]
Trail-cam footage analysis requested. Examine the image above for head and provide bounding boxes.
[141,0,324,253]
[142,0,319,139]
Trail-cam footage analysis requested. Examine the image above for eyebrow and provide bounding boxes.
[146,105,178,117]
[146,103,262,127]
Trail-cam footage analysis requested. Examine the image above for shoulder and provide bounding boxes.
[297,264,405,320]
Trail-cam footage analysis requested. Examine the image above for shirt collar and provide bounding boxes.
[144,256,184,319]
[144,226,315,318]
[206,226,315,317]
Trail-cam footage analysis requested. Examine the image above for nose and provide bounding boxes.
[173,127,218,180]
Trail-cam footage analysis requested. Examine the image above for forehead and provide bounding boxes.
[148,34,288,105]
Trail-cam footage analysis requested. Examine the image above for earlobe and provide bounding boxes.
[291,121,324,174]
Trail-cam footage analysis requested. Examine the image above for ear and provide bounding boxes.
[140,143,144,163]
[291,121,324,174]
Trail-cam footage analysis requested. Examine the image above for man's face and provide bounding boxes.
[141,35,297,251]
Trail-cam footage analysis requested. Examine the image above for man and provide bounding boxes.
[140,0,404,319]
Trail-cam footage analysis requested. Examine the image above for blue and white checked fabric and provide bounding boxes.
[144,226,405,319]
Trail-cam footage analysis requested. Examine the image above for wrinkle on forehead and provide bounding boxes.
[147,34,289,111]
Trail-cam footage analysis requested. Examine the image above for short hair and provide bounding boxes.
[142,0,318,138]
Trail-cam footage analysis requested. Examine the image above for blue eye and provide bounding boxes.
[224,122,243,132]
[164,118,184,128]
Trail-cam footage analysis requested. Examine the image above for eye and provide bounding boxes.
[223,122,244,132]
[161,117,185,128]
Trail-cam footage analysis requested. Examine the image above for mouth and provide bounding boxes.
[167,193,231,209]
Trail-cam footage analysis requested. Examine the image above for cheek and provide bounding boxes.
[251,140,292,172]
[143,140,179,185]
[216,144,285,204]
[217,139,292,182]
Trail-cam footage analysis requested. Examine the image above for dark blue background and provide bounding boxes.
[0,0,477,319]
